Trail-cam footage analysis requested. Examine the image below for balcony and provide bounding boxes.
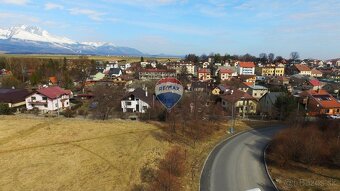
[28,100,47,105]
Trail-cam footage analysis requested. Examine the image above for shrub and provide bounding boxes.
[0,103,15,115]
[270,119,340,167]
[62,108,76,118]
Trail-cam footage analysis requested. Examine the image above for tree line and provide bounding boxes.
[183,52,300,64]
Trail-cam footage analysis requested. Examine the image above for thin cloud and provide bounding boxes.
[45,3,64,10]
[68,8,106,21]
[0,0,29,5]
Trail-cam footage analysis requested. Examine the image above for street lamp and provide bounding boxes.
[230,90,235,134]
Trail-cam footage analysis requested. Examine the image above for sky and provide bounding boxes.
[0,0,339,59]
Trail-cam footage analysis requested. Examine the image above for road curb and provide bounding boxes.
[263,143,279,191]
[199,130,246,191]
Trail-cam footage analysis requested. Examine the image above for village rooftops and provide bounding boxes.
[309,79,321,87]
[220,89,256,103]
[238,62,255,68]
[301,89,340,109]
[311,68,323,75]
[294,64,311,72]
[219,69,234,74]
[36,86,71,99]
[248,85,268,90]
[198,68,211,73]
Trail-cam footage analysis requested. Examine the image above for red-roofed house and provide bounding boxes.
[198,68,211,81]
[219,68,236,81]
[293,64,312,76]
[308,79,322,90]
[311,68,323,78]
[25,86,72,112]
[237,62,255,75]
[299,90,340,116]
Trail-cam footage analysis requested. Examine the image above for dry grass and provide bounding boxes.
[267,152,340,191]
[0,116,170,191]
[0,115,280,191]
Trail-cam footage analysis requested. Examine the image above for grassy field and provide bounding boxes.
[0,54,180,62]
[0,116,170,191]
[0,115,281,191]
[267,152,340,191]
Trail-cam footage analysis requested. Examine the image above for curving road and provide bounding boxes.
[200,126,285,191]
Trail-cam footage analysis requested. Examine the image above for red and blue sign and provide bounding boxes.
[155,78,183,110]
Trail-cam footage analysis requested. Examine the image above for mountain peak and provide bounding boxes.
[0,25,144,56]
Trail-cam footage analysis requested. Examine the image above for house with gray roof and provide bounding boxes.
[258,92,284,118]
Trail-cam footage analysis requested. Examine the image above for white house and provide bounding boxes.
[121,88,152,113]
[25,86,71,112]
[237,62,255,75]
[247,85,269,100]
[202,62,210,68]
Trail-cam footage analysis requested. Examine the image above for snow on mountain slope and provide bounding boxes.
[0,25,144,55]
[6,25,76,44]
[0,28,9,39]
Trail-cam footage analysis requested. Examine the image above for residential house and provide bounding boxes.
[0,88,31,108]
[107,68,122,78]
[197,68,211,82]
[167,62,196,75]
[220,89,258,116]
[292,64,312,76]
[267,76,290,86]
[48,76,58,85]
[121,88,152,113]
[218,68,237,81]
[323,83,339,98]
[25,86,71,112]
[311,68,323,78]
[258,92,284,118]
[257,66,285,76]
[238,75,256,86]
[237,62,255,75]
[212,85,230,95]
[247,85,269,100]
[306,79,322,91]
[299,89,340,116]
[202,62,210,68]
[139,69,176,80]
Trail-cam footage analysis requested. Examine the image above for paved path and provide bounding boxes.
[200,126,284,191]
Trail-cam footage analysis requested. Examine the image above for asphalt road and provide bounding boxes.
[200,126,285,191]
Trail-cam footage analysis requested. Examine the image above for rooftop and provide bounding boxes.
[238,62,255,68]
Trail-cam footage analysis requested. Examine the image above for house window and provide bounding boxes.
[254,93,257,96]
[127,102,132,106]
[325,109,330,114]
[42,97,47,101]
[55,103,58,107]
[336,109,340,113]
[44,104,48,107]
[31,96,36,100]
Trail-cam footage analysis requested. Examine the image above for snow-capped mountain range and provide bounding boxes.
[0,25,143,55]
